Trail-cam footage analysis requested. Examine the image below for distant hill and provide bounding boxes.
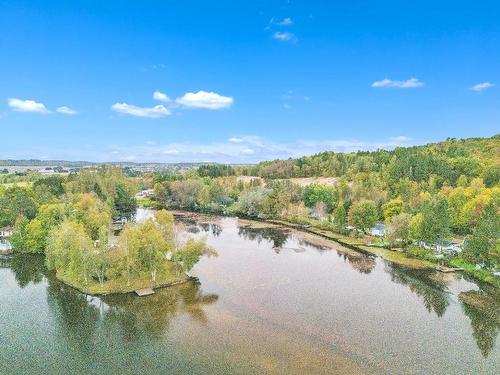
[241,135,500,183]
[0,159,94,167]
[0,160,253,173]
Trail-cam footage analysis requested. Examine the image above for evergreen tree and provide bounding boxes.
[462,204,499,266]
[113,182,137,220]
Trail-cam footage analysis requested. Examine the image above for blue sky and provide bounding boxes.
[0,0,499,163]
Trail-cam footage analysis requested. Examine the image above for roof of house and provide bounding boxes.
[372,223,385,231]
[0,227,13,232]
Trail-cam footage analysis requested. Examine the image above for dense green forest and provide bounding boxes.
[243,135,500,181]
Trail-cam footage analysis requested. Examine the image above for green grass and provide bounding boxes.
[448,258,500,288]
[57,261,187,295]
[358,245,436,269]
[136,196,156,208]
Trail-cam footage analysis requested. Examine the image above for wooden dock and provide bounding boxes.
[135,288,155,296]
[436,265,464,273]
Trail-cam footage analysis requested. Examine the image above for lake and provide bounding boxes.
[0,210,498,374]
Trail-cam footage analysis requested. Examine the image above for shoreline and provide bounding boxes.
[170,209,436,269]
[168,208,498,289]
[56,272,194,296]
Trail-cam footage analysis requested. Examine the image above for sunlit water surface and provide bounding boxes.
[0,210,498,374]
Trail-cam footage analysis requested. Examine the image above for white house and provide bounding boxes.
[420,240,463,255]
[135,189,155,199]
[0,239,12,253]
[435,240,463,255]
[369,223,385,237]
[0,227,13,238]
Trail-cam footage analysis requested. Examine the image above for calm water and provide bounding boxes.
[0,211,499,374]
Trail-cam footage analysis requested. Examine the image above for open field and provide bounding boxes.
[237,176,337,186]
[0,182,32,188]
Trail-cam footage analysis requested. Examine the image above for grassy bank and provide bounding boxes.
[449,258,500,289]
[303,222,498,287]
[56,261,188,296]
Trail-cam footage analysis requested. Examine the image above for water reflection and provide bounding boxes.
[460,291,500,358]
[43,272,218,346]
[297,238,332,253]
[236,223,377,274]
[46,279,101,351]
[6,254,47,288]
[175,215,223,238]
[186,225,200,233]
[387,264,450,317]
[102,282,218,341]
[341,252,377,274]
[198,222,223,237]
[237,225,289,248]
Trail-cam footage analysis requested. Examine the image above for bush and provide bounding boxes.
[405,245,436,262]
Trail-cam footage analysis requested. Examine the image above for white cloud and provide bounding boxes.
[8,98,49,113]
[229,137,244,143]
[278,17,293,26]
[273,31,296,42]
[270,17,294,26]
[56,106,78,115]
[111,103,171,118]
[470,82,494,92]
[153,90,171,102]
[242,148,255,155]
[371,78,424,89]
[176,91,233,110]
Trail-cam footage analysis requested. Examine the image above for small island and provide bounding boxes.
[4,168,215,295]
[46,208,215,295]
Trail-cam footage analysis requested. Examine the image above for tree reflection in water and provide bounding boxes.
[459,291,500,358]
[6,254,47,288]
[342,253,376,274]
[198,222,223,237]
[46,279,101,352]
[102,282,218,341]
[4,248,498,361]
[386,264,450,317]
[237,225,289,248]
[44,275,218,347]
[296,238,331,254]
[174,216,223,237]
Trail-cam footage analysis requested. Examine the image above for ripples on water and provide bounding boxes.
[0,211,498,375]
